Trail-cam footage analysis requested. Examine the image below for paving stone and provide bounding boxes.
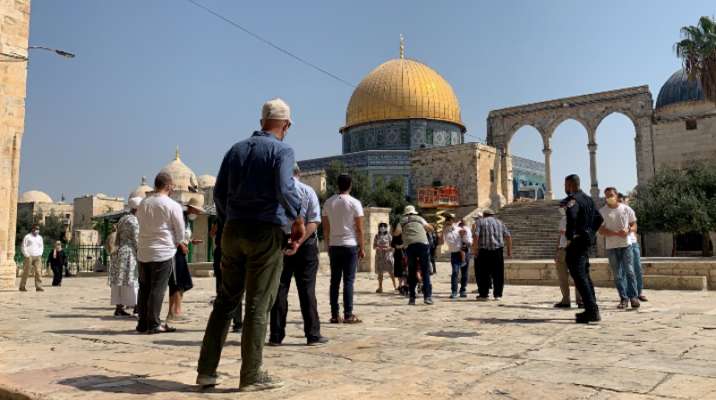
[1,268,715,399]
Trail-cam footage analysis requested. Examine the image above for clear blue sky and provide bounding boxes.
[20,0,713,200]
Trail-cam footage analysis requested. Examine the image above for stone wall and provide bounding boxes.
[652,101,716,172]
[73,195,125,229]
[0,0,31,289]
[411,142,496,208]
[300,170,326,195]
[359,207,391,273]
[501,258,716,291]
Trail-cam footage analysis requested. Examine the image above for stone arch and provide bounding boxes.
[487,86,653,203]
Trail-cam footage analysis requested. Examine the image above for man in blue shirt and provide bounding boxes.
[269,163,328,347]
[197,98,304,393]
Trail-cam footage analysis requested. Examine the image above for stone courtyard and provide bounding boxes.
[1,264,716,400]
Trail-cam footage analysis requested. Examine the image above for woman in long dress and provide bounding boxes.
[373,222,395,293]
[109,197,141,317]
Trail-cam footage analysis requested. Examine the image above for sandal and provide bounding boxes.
[343,315,362,324]
[146,324,177,334]
[375,288,383,293]
[329,316,342,324]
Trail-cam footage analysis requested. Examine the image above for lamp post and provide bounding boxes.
[0,45,75,62]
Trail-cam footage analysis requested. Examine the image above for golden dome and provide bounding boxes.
[19,190,53,204]
[343,58,464,132]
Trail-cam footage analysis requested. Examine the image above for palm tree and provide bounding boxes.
[675,16,716,105]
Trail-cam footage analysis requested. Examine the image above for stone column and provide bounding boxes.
[490,147,506,209]
[359,207,391,273]
[542,146,553,200]
[0,1,31,289]
[588,141,599,200]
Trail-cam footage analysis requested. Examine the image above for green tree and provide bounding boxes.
[675,16,716,105]
[15,207,34,246]
[632,163,716,256]
[42,212,69,245]
[320,160,408,225]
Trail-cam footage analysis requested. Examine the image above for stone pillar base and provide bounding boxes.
[0,261,17,289]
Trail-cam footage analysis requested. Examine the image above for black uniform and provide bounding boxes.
[564,190,603,321]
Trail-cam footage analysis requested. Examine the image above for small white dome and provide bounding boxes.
[19,190,53,204]
[129,176,153,199]
[159,147,198,192]
[198,174,216,189]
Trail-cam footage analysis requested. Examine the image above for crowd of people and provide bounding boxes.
[14,98,649,393]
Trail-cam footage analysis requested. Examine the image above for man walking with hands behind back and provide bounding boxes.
[197,98,304,393]
[135,172,185,334]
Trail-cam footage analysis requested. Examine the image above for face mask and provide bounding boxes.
[559,208,566,216]
[188,214,197,221]
[32,230,38,236]
[606,197,618,206]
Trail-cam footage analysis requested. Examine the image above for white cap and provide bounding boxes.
[128,197,143,210]
[261,98,292,123]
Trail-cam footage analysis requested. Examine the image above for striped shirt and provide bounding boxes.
[475,216,511,250]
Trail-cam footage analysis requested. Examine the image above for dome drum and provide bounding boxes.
[341,119,463,154]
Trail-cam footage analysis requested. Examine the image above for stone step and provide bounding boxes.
[643,274,708,291]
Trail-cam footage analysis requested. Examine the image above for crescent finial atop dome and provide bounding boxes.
[399,34,405,59]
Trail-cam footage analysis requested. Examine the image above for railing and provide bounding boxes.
[15,244,108,274]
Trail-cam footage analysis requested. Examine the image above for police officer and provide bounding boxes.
[564,174,603,324]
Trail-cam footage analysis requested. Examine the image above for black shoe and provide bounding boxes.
[553,302,571,308]
[232,325,242,333]
[307,336,329,346]
[408,298,416,305]
[575,311,601,324]
[267,340,282,347]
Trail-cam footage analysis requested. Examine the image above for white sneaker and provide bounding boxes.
[196,374,217,388]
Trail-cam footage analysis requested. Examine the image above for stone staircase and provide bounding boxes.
[496,200,562,259]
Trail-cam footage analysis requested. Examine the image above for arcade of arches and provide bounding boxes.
[486,86,654,204]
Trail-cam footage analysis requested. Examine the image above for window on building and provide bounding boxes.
[685,119,698,130]
[490,169,495,183]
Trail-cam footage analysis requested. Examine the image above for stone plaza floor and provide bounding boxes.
[1,263,716,400]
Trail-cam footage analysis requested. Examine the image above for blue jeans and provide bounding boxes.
[607,247,637,299]
[328,246,358,319]
[630,243,643,294]
[406,243,432,299]
[450,252,462,295]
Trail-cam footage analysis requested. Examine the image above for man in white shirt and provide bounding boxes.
[599,187,639,310]
[442,214,469,299]
[322,173,364,324]
[135,172,186,334]
[619,193,647,302]
[19,225,44,292]
[554,200,581,308]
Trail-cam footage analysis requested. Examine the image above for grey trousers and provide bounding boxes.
[136,258,172,332]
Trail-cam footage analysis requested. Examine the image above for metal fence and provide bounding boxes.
[14,244,107,274]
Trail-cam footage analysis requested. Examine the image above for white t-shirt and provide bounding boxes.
[136,194,185,262]
[322,193,364,247]
[558,217,567,249]
[599,203,636,250]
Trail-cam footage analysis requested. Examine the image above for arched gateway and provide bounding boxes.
[486,86,654,203]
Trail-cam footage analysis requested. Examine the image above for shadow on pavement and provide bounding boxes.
[57,374,238,394]
[47,329,206,336]
[152,340,241,347]
[48,313,123,321]
[465,317,573,325]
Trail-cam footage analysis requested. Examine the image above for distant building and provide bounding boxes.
[73,193,125,229]
[17,190,73,228]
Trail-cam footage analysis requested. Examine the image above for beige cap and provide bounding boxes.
[128,197,143,210]
[185,196,204,214]
[261,98,292,123]
[403,205,419,216]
